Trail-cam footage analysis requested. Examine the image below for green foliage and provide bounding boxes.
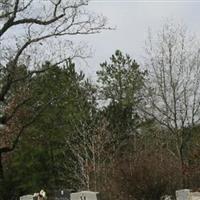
[5,59,97,195]
[97,50,146,150]
[97,50,146,106]
[3,50,200,200]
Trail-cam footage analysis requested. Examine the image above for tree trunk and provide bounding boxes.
[0,153,4,180]
[180,144,189,188]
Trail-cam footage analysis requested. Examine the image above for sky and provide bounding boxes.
[77,0,200,80]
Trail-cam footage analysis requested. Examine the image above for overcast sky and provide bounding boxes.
[78,0,200,80]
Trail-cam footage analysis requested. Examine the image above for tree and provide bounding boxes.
[97,50,146,154]
[0,0,107,181]
[64,112,113,192]
[143,21,200,187]
[3,59,97,198]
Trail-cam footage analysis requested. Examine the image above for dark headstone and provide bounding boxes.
[53,189,71,200]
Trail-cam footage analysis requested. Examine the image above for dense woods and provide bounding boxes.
[1,1,200,200]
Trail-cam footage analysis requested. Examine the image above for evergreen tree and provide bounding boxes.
[4,59,97,198]
[97,50,146,153]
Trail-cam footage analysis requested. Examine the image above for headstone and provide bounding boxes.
[191,192,200,200]
[20,194,34,200]
[71,191,100,200]
[176,189,191,200]
[53,189,71,200]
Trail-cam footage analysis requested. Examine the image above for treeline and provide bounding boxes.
[1,25,200,200]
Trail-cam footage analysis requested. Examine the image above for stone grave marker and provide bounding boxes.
[53,189,71,200]
[20,194,34,200]
[176,189,191,200]
[191,192,200,200]
[71,191,100,200]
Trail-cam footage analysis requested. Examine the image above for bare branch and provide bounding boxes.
[0,95,62,153]
[0,0,19,37]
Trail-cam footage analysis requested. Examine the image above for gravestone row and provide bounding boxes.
[20,189,200,200]
[20,191,100,200]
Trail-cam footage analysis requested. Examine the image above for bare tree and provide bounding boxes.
[63,113,112,191]
[0,0,107,64]
[143,21,200,187]
[0,0,108,180]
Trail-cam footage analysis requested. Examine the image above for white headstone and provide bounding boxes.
[176,189,191,200]
[191,192,200,200]
[20,194,33,200]
[71,191,99,200]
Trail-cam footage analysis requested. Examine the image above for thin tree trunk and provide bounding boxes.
[0,153,4,180]
[180,143,189,188]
